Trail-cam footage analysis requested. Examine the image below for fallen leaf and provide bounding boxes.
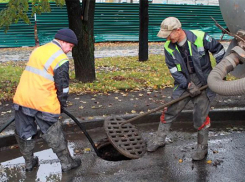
[179,159,183,163]
[131,110,136,113]
[75,149,80,153]
[84,148,91,152]
[207,160,212,164]
[212,150,218,154]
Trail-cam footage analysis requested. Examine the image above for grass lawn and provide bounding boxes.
[0,54,234,101]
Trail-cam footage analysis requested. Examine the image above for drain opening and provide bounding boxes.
[96,138,131,161]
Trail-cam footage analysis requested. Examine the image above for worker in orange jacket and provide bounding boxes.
[13,28,81,172]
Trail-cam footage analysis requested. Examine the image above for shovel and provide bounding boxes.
[121,85,208,125]
[103,85,208,159]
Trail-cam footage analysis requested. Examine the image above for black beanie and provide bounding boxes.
[55,28,78,45]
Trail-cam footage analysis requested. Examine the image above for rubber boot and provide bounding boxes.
[42,121,81,172]
[15,134,39,171]
[147,122,171,152]
[192,128,209,161]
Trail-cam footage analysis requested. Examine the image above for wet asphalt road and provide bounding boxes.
[1,121,245,182]
[1,41,245,181]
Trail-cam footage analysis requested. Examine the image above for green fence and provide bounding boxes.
[0,3,229,47]
[0,4,35,47]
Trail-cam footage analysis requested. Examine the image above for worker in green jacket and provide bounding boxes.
[147,17,225,160]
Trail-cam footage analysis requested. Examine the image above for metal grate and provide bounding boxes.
[104,115,146,159]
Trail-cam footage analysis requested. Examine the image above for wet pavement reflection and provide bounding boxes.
[1,121,245,181]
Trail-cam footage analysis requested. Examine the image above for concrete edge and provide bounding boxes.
[1,107,245,148]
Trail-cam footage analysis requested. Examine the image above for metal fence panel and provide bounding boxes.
[0,3,230,47]
[36,4,69,45]
[0,4,35,48]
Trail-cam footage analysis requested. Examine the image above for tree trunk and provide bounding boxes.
[139,0,148,62]
[65,0,96,82]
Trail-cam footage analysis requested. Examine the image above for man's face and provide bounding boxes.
[60,41,75,54]
[167,29,180,43]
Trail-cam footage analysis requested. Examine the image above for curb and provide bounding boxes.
[1,107,245,148]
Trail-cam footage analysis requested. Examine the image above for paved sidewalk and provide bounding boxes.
[0,41,230,62]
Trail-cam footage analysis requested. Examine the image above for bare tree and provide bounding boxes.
[66,0,96,82]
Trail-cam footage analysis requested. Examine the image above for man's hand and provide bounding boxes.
[187,82,201,97]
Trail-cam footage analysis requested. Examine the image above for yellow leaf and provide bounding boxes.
[207,160,212,164]
[178,159,183,163]
[84,148,91,153]
[131,110,136,113]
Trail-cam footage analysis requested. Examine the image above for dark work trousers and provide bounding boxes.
[15,107,58,140]
[164,73,211,129]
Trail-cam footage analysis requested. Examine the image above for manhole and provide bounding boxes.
[104,115,146,159]
[96,138,130,161]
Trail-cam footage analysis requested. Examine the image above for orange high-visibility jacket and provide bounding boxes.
[13,42,69,114]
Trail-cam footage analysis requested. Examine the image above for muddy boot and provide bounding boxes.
[192,128,209,161]
[147,122,171,152]
[42,121,81,172]
[15,134,39,171]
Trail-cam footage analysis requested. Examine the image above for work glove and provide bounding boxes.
[187,82,201,97]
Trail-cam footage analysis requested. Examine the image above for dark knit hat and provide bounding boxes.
[55,28,78,45]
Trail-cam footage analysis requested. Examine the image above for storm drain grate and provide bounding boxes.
[104,115,146,159]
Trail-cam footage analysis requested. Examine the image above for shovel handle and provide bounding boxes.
[121,85,208,125]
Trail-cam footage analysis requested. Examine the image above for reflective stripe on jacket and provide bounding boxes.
[13,42,69,114]
[164,30,225,99]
